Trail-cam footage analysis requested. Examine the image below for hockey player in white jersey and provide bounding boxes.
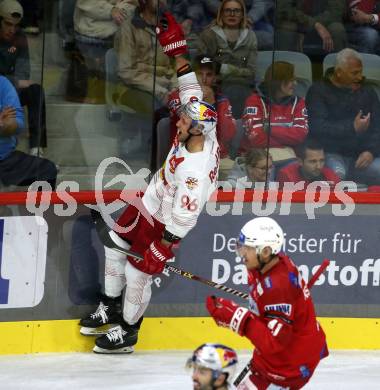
[79,12,220,353]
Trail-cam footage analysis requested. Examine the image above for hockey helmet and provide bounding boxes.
[179,98,217,135]
[186,343,238,382]
[237,217,284,255]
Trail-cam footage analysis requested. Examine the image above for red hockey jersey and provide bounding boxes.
[277,161,341,189]
[168,89,236,158]
[239,93,308,155]
[243,254,328,387]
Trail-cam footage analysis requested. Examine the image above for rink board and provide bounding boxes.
[0,317,380,354]
[1,193,380,354]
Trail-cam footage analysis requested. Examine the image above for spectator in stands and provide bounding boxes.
[239,61,308,174]
[346,0,380,54]
[246,0,275,50]
[197,0,257,117]
[115,0,176,114]
[0,75,57,189]
[58,0,76,50]
[73,0,135,103]
[277,139,340,189]
[170,0,220,39]
[275,0,347,53]
[167,55,236,179]
[306,48,380,185]
[227,148,274,189]
[0,0,47,156]
[18,0,40,35]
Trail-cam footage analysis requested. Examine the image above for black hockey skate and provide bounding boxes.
[79,295,122,336]
[93,317,143,354]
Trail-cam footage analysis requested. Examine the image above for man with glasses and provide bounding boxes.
[227,148,274,189]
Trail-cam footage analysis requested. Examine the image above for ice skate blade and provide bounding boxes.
[93,345,135,354]
[80,324,118,336]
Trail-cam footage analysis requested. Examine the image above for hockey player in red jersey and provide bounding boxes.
[79,12,220,354]
[206,217,328,389]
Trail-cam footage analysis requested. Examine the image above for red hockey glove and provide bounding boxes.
[156,11,188,57]
[140,240,174,275]
[206,296,250,335]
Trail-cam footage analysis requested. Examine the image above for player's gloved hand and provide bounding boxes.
[140,240,174,275]
[206,296,250,335]
[156,11,188,57]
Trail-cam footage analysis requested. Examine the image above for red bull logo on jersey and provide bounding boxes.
[264,303,292,316]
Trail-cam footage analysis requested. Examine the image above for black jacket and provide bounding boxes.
[306,68,380,158]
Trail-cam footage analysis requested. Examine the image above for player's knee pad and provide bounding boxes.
[104,246,127,298]
[123,261,152,324]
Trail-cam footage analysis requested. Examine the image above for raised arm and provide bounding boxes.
[156,11,203,103]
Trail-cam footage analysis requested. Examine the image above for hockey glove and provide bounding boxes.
[206,296,250,335]
[156,11,188,57]
[140,240,174,275]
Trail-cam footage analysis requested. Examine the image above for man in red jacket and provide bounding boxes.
[277,138,341,189]
[206,217,328,389]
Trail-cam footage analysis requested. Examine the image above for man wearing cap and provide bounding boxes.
[0,0,47,156]
[167,55,236,179]
[239,61,308,174]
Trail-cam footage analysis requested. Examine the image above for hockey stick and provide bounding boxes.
[90,208,249,300]
[307,259,330,289]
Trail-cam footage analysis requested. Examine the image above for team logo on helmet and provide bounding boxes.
[199,104,217,122]
[238,232,246,245]
[221,349,238,366]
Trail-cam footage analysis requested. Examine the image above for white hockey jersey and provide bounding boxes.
[142,72,220,238]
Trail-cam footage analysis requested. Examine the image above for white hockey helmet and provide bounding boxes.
[186,343,238,382]
[237,217,284,255]
[179,98,217,135]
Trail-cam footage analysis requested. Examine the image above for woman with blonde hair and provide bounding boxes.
[197,0,257,117]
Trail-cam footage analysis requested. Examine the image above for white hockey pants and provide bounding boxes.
[104,231,152,326]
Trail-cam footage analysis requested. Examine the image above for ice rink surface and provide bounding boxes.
[0,350,380,389]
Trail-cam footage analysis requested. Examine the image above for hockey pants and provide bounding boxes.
[104,232,152,326]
